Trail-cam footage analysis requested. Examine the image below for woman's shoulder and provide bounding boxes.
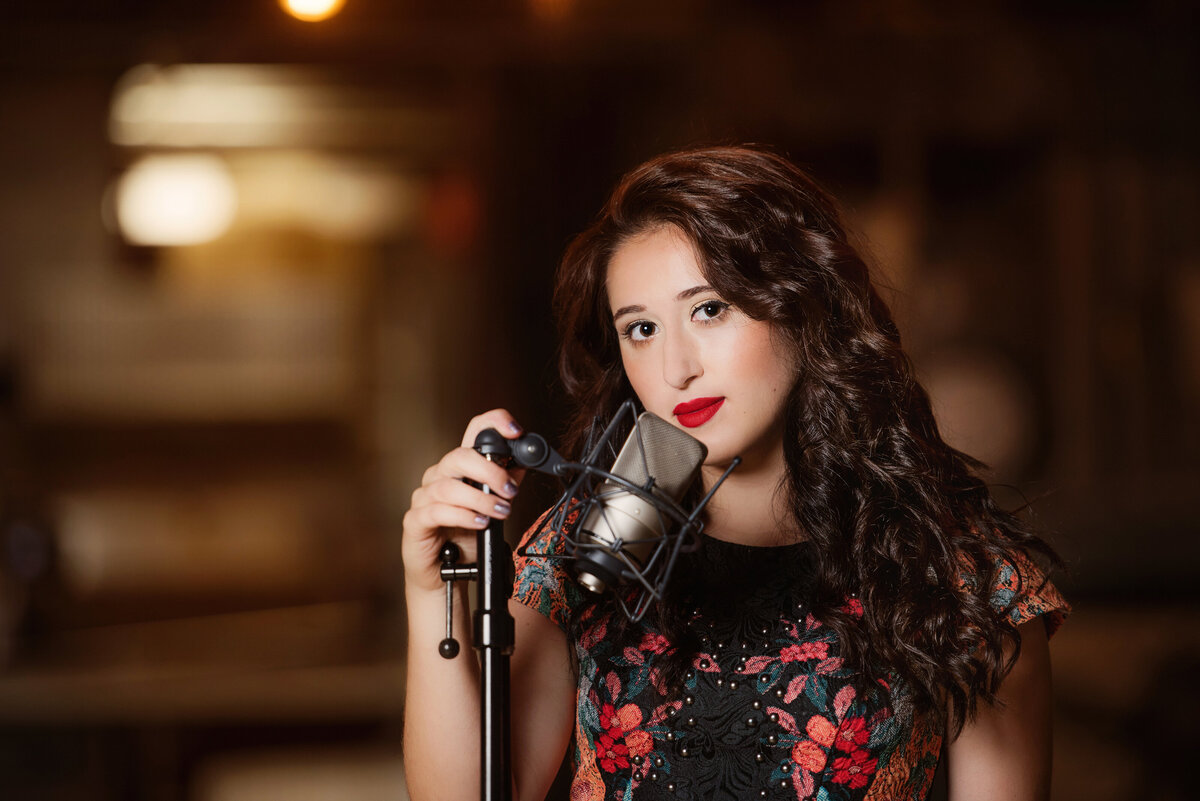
[991,546,1070,636]
[512,506,587,632]
[960,543,1070,637]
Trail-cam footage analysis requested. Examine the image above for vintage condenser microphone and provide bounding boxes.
[571,411,707,594]
[507,400,738,621]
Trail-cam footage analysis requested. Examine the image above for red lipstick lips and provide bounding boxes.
[673,397,724,428]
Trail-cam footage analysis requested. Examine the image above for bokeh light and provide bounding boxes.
[280,0,347,23]
[114,153,238,246]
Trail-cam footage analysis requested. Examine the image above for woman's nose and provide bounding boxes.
[662,332,702,389]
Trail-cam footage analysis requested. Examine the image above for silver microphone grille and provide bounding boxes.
[608,412,707,499]
[573,411,707,594]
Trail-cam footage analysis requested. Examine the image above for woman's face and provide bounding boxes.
[606,226,796,470]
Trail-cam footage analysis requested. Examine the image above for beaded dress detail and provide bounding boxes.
[513,521,1068,801]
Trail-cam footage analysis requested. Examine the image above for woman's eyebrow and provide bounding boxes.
[612,304,644,322]
[677,284,714,301]
[612,286,715,322]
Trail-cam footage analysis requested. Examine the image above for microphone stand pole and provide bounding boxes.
[476,430,515,801]
[439,430,515,801]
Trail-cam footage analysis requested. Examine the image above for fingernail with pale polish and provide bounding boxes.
[474,515,489,527]
[507,422,523,435]
[493,501,511,516]
[502,481,519,498]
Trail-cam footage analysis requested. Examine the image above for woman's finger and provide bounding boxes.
[425,475,514,521]
[404,499,490,536]
[461,408,524,448]
[436,446,521,499]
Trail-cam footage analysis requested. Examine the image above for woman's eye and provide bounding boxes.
[693,300,728,322]
[625,321,657,342]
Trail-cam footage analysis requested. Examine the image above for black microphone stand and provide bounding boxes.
[438,429,516,801]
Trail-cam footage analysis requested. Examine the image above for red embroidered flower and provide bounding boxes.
[597,732,630,772]
[791,739,826,773]
[830,748,878,789]
[624,729,653,758]
[780,641,829,662]
[842,598,864,618]
[599,703,623,735]
[599,702,642,735]
[834,716,870,752]
[805,715,837,747]
[638,631,672,654]
[616,704,642,732]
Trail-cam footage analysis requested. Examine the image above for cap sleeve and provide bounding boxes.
[512,508,586,633]
[988,548,1070,638]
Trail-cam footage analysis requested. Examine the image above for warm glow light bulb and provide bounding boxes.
[115,154,238,246]
[281,0,347,22]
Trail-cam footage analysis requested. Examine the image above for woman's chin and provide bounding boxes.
[700,444,741,471]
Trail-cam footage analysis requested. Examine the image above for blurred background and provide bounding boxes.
[0,1,1196,799]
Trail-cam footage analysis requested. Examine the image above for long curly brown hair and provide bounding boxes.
[552,145,1060,734]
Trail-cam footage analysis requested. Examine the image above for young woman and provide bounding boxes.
[402,146,1068,801]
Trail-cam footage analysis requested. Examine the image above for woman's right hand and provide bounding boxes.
[401,409,526,595]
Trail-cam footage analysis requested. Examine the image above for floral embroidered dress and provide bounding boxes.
[513,521,1068,801]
